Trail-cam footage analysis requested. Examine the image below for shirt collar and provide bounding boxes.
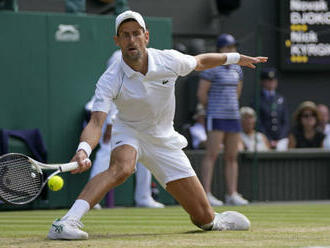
[120,56,137,78]
[120,48,155,79]
[146,50,156,76]
[263,89,275,97]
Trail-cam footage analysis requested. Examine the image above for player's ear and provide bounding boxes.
[145,29,150,46]
[113,36,120,47]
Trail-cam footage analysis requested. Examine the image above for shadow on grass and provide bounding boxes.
[11,230,208,244]
[89,229,207,239]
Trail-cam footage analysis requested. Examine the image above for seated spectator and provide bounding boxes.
[288,101,325,148]
[239,107,270,152]
[317,104,330,149]
[189,103,207,149]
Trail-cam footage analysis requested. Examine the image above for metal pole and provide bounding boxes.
[252,24,263,201]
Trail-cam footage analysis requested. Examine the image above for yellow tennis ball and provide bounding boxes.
[48,175,64,191]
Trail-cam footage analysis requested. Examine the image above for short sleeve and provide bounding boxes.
[200,68,215,82]
[92,67,120,114]
[106,50,122,69]
[237,66,243,81]
[106,102,118,125]
[163,49,197,77]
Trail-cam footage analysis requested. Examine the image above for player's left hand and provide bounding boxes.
[238,55,268,69]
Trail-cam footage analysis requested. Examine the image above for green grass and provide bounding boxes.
[0,203,330,247]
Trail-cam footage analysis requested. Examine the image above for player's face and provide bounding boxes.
[114,21,149,62]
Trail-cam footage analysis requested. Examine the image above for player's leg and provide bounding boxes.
[166,176,250,231]
[223,132,248,205]
[134,162,164,208]
[48,144,137,240]
[167,176,214,225]
[142,144,250,231]
[78,144,136,206]
[200,130,224,206]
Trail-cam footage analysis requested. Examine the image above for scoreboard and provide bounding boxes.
[279,0,330,71]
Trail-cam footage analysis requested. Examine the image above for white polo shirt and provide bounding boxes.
[93,48,197,149]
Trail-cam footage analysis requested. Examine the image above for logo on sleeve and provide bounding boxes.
[162,80,169,85]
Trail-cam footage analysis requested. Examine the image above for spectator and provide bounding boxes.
[189,103,207,149]
[66,0,85,13]
[239,107,269,152]
[317,104,330,149]
[198,33,248,206]
[174,42,188,54]
[288,101,325,148]
[0,0,17,11]
[253,67,289,149]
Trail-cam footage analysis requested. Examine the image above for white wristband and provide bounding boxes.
[224,53,240,65]
[77,141,92,157]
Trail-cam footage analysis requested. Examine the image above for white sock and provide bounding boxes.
[62,199,90,221]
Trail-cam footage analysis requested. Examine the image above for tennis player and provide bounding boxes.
[48,10,268,240]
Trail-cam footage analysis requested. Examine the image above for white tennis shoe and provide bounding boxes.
[92,203,102,210]
[225,192,249,206]
[47,218,88,240]
[136,198,165,208]
[212,211,251,231]
[206,192,224,207]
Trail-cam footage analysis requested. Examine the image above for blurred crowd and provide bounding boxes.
[176,37,330,153]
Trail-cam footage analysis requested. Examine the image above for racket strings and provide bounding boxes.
[0,155,43,204]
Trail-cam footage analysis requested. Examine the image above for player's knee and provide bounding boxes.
[120,164,135,179]
[115,163,134,183]
[110,157,135,183]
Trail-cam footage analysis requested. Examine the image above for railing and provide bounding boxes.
[185,149,330,202]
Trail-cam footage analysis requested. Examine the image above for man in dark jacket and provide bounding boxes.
[253,67,289,149]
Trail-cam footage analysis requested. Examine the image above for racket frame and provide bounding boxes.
[0,153,82,205]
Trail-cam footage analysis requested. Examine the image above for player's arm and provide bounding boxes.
[197,79,211,108]
[194,53,268,71]
[71,111,107,174]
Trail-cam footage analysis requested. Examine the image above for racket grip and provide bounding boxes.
[60,159,91,172]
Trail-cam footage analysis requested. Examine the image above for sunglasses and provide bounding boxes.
[301,113,315,119]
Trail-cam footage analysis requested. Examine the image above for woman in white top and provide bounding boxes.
[239,107,270,152]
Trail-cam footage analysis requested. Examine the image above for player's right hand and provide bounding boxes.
[238,55,268,69]
[70,150,92,174]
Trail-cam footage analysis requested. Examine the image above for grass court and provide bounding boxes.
[0,202,330,248]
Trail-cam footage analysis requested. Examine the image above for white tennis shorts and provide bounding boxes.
[110,128,196,189]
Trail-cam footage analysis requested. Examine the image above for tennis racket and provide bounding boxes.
[0,153,90,206]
